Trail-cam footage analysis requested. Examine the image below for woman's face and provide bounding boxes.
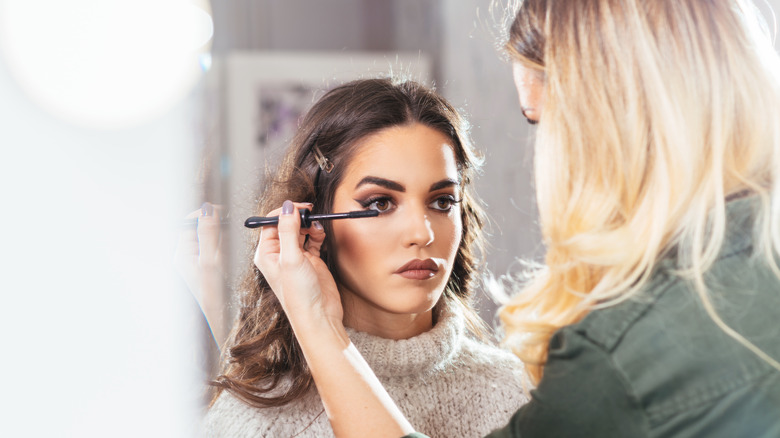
[512,61,545,124]
[330,122,462,339]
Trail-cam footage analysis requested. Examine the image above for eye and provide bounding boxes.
[525,117,538,126]
[358,196,395,213]
[430,195,461,212]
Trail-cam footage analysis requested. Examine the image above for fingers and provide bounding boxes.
[277,200,304,268]
[254,201,315,270]
[253,201,335,318]
[305,221,326,256]
[197,202,221,269]
[174,207,213,265]
[176,209,201,257]
[174,205,220,302]
[254,202,313,246]
[255,225,280,271]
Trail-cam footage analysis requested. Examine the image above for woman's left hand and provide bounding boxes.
[173,202,227,345]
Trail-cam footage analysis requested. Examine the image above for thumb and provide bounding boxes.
[277,200,304,267]
[197,202,221,268]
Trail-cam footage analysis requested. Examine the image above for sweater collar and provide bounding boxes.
[345,304,465,378]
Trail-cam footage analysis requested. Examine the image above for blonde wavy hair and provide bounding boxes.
[500,0,780,384]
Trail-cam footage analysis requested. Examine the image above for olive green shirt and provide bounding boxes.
[406,197,780,437]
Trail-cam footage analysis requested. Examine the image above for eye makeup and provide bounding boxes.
[356,195,395,213]
[354,193,462,215]
[351,175,462,216]
[429,194,461,212]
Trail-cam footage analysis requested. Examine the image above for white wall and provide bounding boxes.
[0,9,207,436]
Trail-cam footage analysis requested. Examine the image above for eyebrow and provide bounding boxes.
[354,176,460,192]
[429,178,459,192]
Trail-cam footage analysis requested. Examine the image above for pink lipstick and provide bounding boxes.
[394,259,439,280]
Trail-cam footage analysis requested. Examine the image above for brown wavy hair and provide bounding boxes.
[211,78,487,408]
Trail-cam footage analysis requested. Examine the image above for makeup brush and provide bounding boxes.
[244,208,379,229]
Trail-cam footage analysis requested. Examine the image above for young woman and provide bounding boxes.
[203,78,529,437]
[256,0,780,437]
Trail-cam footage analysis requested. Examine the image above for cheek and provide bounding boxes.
[451,219,463,256]
[331,223,379,273]
[437,214,463,259]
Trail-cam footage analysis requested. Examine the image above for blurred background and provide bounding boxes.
[2,0,777,436]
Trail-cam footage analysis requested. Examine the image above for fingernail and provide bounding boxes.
[312,221,323,230]
[201,202,214,217]
[302,202,313,207]
[282,200,294,216]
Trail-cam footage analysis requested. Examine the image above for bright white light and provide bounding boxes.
[0,0,214,129]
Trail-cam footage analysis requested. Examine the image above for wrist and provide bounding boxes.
[289,313,349,350]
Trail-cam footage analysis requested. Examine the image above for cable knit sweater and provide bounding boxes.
[204,306,529,437]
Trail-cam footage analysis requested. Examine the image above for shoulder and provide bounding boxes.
[572,237,776,354]
[457,336,526,378]
[555,217,780,432]
[575,227,780,358]
[574,195,774,351]
[204,390,264,437]
[565,235,775,374]
[448,336,530,406]
[497,327,651,437]
[387,336,530,437]
[203,386,331,438]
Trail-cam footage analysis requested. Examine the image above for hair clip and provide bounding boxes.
[312,145,334,173]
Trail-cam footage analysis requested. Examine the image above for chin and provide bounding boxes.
[381,289,443,315]
[385,302,437,316]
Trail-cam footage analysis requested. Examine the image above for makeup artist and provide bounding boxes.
[202,78,529,437]
[259,0,780,436]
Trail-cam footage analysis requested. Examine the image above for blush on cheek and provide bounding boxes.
[331,223,376,279]
[333,222,374,254]
[444,218,463,253]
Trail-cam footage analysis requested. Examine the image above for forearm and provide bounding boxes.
[199,268,227,347]
[290,316,414,438]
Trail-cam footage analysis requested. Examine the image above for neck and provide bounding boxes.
[340,295,435,340]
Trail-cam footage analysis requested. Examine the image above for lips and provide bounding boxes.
[394,258,439,280]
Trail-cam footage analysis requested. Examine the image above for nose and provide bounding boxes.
[403,207,434,248]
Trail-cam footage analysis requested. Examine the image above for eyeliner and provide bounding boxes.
[244,208,379,229]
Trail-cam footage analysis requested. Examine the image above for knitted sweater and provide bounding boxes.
[204,307,529,437]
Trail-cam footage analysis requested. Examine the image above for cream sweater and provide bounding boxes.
[204,307,529,437]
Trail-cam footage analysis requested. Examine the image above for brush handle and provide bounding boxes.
[244,209,378,229]
[243,209,310,228]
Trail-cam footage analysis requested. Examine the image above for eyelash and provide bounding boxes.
[526,117,538,125]
[357,195,462,214]
[431,195,462,212]
[358,196,395,213]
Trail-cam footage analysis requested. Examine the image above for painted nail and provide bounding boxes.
[282,200,294,215]
[302,202,314,208]
[312,221,323,230]
[201,202,214,216]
